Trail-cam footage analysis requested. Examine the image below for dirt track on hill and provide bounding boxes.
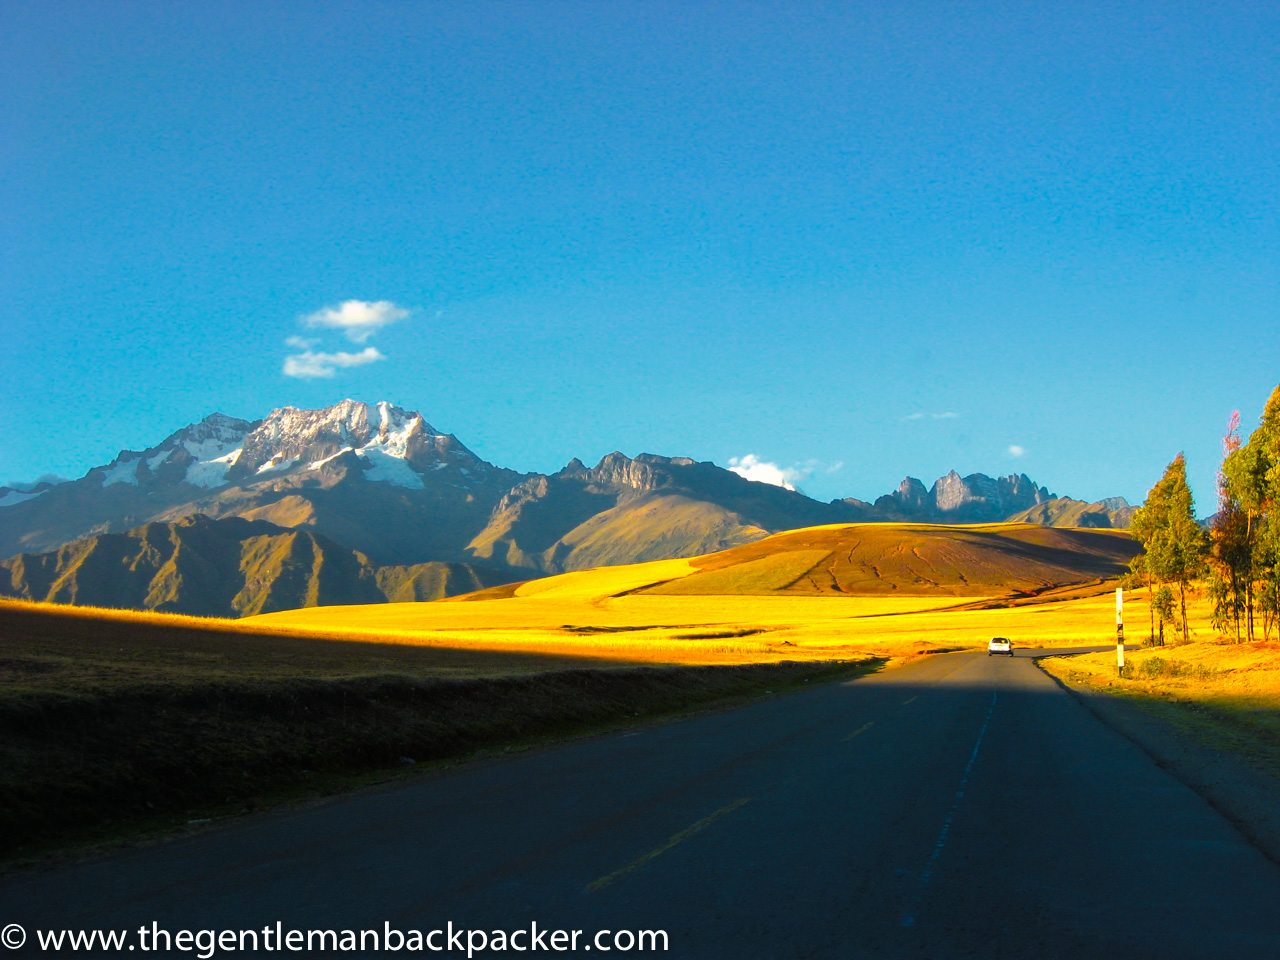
[642,523,1140,597]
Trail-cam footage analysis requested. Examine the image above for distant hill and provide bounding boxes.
[466,453,873,574]
[0,515,516,617]
[1006,497,1137,530]
[640,523,1141,598]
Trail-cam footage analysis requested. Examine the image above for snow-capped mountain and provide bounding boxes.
[0,401,524,565]
[81,401,494,495]
[0,398,1134,580]
[94,412,256,491]
[229,399,494,487]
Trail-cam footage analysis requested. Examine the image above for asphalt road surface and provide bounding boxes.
[6,648,1280,959]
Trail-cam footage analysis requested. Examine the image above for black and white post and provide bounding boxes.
[1116,587,1125,674]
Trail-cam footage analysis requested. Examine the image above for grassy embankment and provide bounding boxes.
[0,596,876,864]
[1039,590,1280,779]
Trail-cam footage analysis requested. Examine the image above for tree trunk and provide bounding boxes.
[1179,579,1190,644]
[1246,513,1255,643]
[1148,577,1156,644]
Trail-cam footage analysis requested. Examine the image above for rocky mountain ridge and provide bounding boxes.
[0,514,516,617]
[857,470,1055,523]
[0,400,1135,582]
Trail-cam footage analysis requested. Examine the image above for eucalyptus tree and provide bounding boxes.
[1221,385,1280,641]
[1130,454,1208,644]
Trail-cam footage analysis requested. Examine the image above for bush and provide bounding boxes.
[1121,657,1216,681]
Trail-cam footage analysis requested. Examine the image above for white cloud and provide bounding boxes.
[1008,444,1026,457]
[796,458,844,476]
[728,454,802,491]
[904,411,961,422]
[301,300,410,343]
[4,473,68,491]
[285,335,320,349]
[283,347,386,379]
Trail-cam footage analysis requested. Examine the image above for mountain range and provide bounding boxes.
[0,399,1136,614]
[0,514,513,617]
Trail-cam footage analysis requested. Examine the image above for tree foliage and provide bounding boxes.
[1129,453,1207,644]
[1211,385,1280,641]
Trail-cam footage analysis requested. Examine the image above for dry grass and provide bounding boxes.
[0,597,632,693]
[248,549,1138,662]
[0,597,881,862]
[642,522,1139,596]
[1039,588,1280,777]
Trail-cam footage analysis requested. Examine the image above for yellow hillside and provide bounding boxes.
[250,523,1140,663]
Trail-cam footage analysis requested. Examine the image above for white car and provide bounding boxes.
[988,637,1013,656]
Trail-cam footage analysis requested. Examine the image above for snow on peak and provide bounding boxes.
[0,474,69,507]
[255,456,299,475]
[88,412,254,490]
[173,413,251,488]
[185,445,243,488]
[83,401,481,495]
[102,455,143,486]
[0,490,43,508]
[351,402,427,488]
[237,400,446,489]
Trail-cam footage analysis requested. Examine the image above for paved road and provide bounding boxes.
[6,648,1280,958]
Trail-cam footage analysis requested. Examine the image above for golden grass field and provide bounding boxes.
[248,525,1142,664]
[0,522,1178,676]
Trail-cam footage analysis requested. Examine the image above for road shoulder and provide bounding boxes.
[1037,657,1280,866]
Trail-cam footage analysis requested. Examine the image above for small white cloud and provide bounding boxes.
[728,454,802,491]
[795,458,844,476]
[4,473,68,491]
[283,347,386,379]
[301,300,410,343]
[285,335,320,349]
[1008,445,1026,457]
[903,411,961,422]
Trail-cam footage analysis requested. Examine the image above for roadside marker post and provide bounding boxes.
[1116,587,1125,675]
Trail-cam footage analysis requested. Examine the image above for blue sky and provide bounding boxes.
[2,1,1277,510]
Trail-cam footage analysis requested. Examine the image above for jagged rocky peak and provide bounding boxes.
[933,470,985,512]
[932,471,1053,518]
[996,473,1053,510]
[872,470,1055,522]
[92,411,257,491]
[580,452,689,492]
[225,400,497,487]
[897,477,931,511]
[234,400,418,473]
[173,412,257,445]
